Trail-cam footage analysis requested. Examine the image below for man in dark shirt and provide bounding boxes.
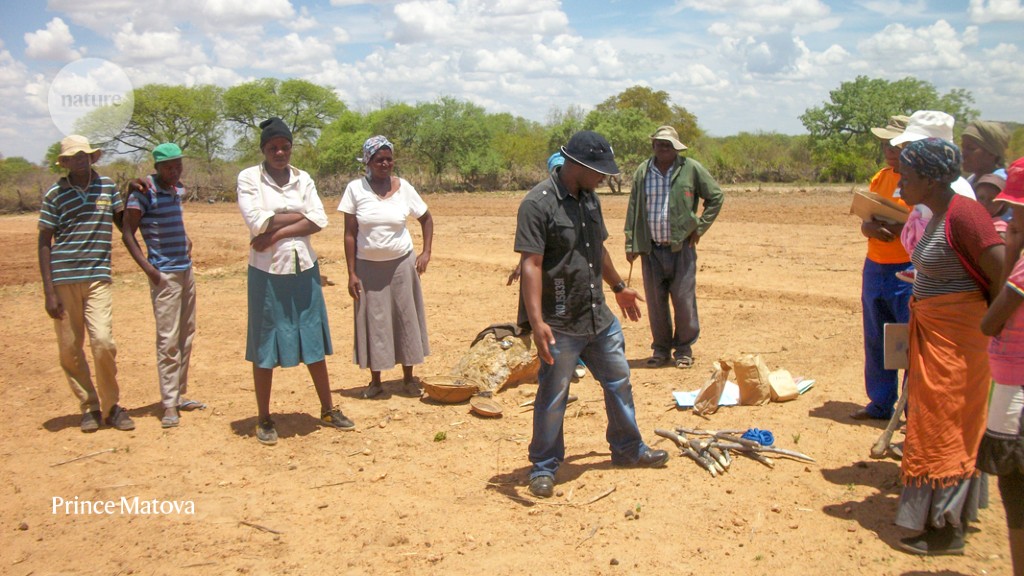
[515,130,669,498]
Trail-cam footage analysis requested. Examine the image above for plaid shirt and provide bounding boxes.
[645,163,673,244]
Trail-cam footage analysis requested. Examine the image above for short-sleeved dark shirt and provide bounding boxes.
[514,171,615,336]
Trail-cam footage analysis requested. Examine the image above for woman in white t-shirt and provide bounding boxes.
[339,136,433,398]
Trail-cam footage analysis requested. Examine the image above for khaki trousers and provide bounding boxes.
[149,269,197,408]
[53,281,119,415]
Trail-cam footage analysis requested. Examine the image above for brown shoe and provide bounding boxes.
[80,410,102,433]
[105,405,135,431]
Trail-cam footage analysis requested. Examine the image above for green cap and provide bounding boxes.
[152,143,183,164]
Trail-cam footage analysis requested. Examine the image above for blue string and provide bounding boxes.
[741,428,774,446]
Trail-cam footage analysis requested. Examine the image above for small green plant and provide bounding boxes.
[754,554,764,561]
[792,432,801,445]
[433,431,447,442]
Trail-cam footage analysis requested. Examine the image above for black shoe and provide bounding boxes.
[529,476,554,498]
[320,407,355,430]
[615,448,669,468]
[80,410,102,433]
[637,449,669,468]
[899,524,964,556]
[255,418,278,446]
[105,405,135,431]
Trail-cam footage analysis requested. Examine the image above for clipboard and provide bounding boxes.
[851,191,910,224]
[884,323,909,370]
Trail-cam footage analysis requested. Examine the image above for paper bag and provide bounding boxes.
[768,369,799,402]
[733,354,771,406]
[694,360,731,415]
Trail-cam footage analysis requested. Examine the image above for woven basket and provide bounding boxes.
[421,376,478,403]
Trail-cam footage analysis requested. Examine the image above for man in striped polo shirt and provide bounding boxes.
[38,135,135,432]
[122,143,202,429]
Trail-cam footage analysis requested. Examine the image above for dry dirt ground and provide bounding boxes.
[0,186,1013,576]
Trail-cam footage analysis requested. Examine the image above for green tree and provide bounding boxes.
[800,76,978,182]
[316,110,370,176]
[0,156,36,184]
[413,96,491,185]
[545,104,586,152]
[594,85,703,145]
[223,78,345,152]
[490,113,547,187]
[76,84,225,161]
[583,107,659,172]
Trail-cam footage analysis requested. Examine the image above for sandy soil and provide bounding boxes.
[0,187,1012,576]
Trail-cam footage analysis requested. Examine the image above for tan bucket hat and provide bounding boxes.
[56,135,101,165]
[650,125,687,151]
[870,115,910,141]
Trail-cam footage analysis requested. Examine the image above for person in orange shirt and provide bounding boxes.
[852,115,913,421]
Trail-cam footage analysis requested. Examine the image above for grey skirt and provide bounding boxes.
[353,251,429,371]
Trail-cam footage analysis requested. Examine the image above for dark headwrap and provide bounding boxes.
[900,138,962,184]
[961,120,1010,164]
[259,117,292,149]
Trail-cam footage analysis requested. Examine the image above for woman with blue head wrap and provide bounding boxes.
[892,136,1006,556]
[339,135,434,398]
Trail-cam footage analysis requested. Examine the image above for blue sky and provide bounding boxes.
[1,0,1022,163]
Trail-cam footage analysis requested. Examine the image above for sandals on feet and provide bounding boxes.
[178,398,207,411]
[675,356,693,369]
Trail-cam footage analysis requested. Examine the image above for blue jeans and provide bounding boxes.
[528,317,648,479]
[861,258,912,418]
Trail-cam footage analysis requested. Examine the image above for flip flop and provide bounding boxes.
[675,357,693,369]
[178,398,207,411]
[161,414,180,428]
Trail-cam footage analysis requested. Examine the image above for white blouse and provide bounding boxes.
[338,177,428,262]
[237,163,329,275]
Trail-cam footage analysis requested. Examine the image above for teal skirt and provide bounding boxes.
[246,263,332,369]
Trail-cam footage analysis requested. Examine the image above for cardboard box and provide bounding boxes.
[850,191,910,224]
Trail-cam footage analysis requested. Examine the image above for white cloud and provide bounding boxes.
[857,0,927,16]
[286,6,318,31]
[251,33,335,74]
[46,0,143,32]
[24,18,82,61]
[969,0,1024,23]
[332,27,352,43]
[858,20,966,72]
[677,0,830,23]
[211,36,253,68]
[185,65,248,87]
[112,24,184,61]
[390,0,567,44]
[201,0,296,25]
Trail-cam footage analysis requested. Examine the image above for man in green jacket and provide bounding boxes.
[624,125,724,369]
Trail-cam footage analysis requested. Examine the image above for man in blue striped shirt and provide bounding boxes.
[38,135,134,432]
[122,143,201,429]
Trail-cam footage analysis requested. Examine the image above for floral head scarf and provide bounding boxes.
[899,138,962,184]
[359,135,394,165]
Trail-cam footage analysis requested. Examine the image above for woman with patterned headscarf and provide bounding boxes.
[339,136,433,399]
[894,138,1005,556]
